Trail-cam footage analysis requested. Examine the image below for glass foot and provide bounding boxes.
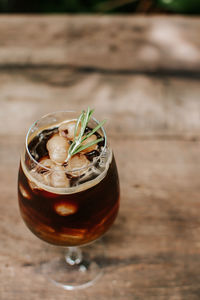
[40,245,103,290]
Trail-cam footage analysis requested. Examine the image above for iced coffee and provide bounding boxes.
[18,110,120,246]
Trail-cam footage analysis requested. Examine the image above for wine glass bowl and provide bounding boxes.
[18,110,120,289]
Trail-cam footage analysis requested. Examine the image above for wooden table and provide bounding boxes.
[0,15,200,300]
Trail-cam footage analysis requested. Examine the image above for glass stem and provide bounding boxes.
[65,247,82,266]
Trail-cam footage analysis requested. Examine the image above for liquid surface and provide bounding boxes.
[24,125,110,193]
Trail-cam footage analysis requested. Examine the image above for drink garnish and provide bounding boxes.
[65,107,105,163]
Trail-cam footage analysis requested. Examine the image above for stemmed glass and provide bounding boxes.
[18,111,120,290]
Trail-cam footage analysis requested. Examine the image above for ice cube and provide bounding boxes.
[39,157,54,169]
[46,134,69,164]
[65,154,90,176]
[54,202,77,216]
[29,169,51,189]
[19,183,31,200]
[30,158,69,188]
[50,165,69,188]
[80,134,98,154]
[78,165,101,184]
[59,121,81,140]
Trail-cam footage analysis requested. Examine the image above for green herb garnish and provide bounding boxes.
[65,107,106,162]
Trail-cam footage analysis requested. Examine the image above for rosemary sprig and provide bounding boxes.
[65,107,106,162]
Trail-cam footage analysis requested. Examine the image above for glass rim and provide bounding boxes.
[25,110,107,173]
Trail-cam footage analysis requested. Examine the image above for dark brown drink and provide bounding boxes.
[18,155,119,246]
[18,113,120,247]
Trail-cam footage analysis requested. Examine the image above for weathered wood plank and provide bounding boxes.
[0,15,200,300]
[0,16,199,71]
[0,68,199,137]
[1,136,200,300]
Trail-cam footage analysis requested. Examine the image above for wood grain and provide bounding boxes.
[1,136,200,300]
[0,68,200,137]
[0,15,200,300]
[0,15,199,72]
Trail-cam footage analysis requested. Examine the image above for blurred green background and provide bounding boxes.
[0,0,199,14]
